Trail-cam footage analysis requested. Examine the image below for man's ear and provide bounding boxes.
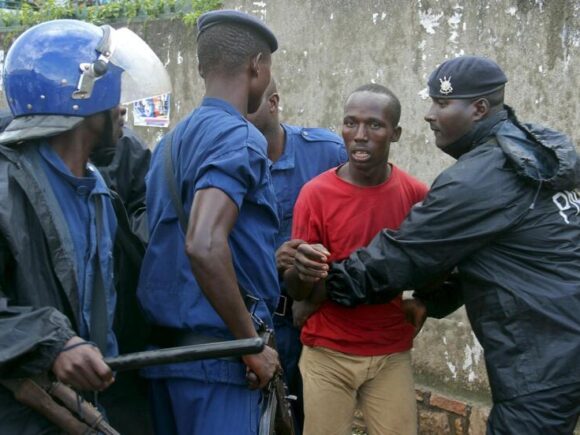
[392,125,402,143]
[197,61,205,79]
[250,52,263,77]
[472,98,490,121]
[269,93,280,113]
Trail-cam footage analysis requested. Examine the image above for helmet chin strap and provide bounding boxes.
[73,25,115,100]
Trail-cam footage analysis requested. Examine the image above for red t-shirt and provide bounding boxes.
[292,164,429,356]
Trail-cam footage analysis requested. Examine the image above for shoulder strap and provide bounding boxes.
[163,130,189,233]
[162,130,259,310]
[91,198,109,354]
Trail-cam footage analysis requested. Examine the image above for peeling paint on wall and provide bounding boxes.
[418,87,430,100]
[562,2,580,56]
[447,7,462,41]
[505,6,517,16]
[372,11,387,25]
[419,9,444,34]
[462,333,483,383]
[251,0,267,20]
[441,336,458,378]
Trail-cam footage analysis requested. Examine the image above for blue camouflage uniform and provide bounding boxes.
[271,124,346,432]
[138,97,280,435]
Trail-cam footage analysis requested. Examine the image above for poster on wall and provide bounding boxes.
[133,93,170,128]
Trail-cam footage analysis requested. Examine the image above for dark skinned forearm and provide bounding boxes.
[185,188,257,339]
[283,266,315,301]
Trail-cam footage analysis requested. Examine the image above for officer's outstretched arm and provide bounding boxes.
[326,155,531,307]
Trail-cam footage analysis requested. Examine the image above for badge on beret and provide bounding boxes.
[439,76,453,95]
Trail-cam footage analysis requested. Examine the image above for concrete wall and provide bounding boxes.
[1,0,579,428]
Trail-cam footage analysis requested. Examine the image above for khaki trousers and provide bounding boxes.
[299,346,417,435]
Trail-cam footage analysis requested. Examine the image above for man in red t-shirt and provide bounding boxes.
[285,84,428,435]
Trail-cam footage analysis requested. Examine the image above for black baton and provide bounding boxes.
[105,337,265,371]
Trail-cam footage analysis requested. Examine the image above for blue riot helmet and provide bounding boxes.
[0,19,171,144]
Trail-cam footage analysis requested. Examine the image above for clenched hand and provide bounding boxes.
[276,239,305,273]
[294,243,330,283]
[243,345,281,390]
[52,336,114,391]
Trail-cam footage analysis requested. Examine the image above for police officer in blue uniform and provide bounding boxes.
[247,78,346,433]
[0,19,170,434]
[137,10,281,435]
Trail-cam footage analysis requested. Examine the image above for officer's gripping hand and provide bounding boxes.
[294,243,330,283]
[243,345,281,390]
[52,336,114,391]
[276,239,306,273]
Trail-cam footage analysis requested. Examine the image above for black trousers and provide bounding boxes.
[487,382,580,435]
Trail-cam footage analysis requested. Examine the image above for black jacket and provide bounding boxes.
[327,108,580,401]
[0,142,89,433]
[0,143,83,377]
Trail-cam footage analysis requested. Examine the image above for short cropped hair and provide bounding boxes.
[351,83,402,126]
[479,87,505,108]
[197,23,271,78]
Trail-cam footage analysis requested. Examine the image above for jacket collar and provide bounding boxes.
[271,124,295,171]
[440,108,508,159]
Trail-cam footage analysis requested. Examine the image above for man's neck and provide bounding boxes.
[441,108,508,160]
[204,75,250,117]
[48,131,94,178]
[266,123,285,162]
[338,162,392,187]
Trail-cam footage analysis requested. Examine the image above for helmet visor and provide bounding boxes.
[108,27,172,104]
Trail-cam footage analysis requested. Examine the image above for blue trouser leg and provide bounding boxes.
[274,314,304,435]
[149,379,179,435]
[149,378,260,435]
[487,382,580,435]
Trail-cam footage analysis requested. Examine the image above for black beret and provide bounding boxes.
[428,56,507,99]
[197,9,278,53]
